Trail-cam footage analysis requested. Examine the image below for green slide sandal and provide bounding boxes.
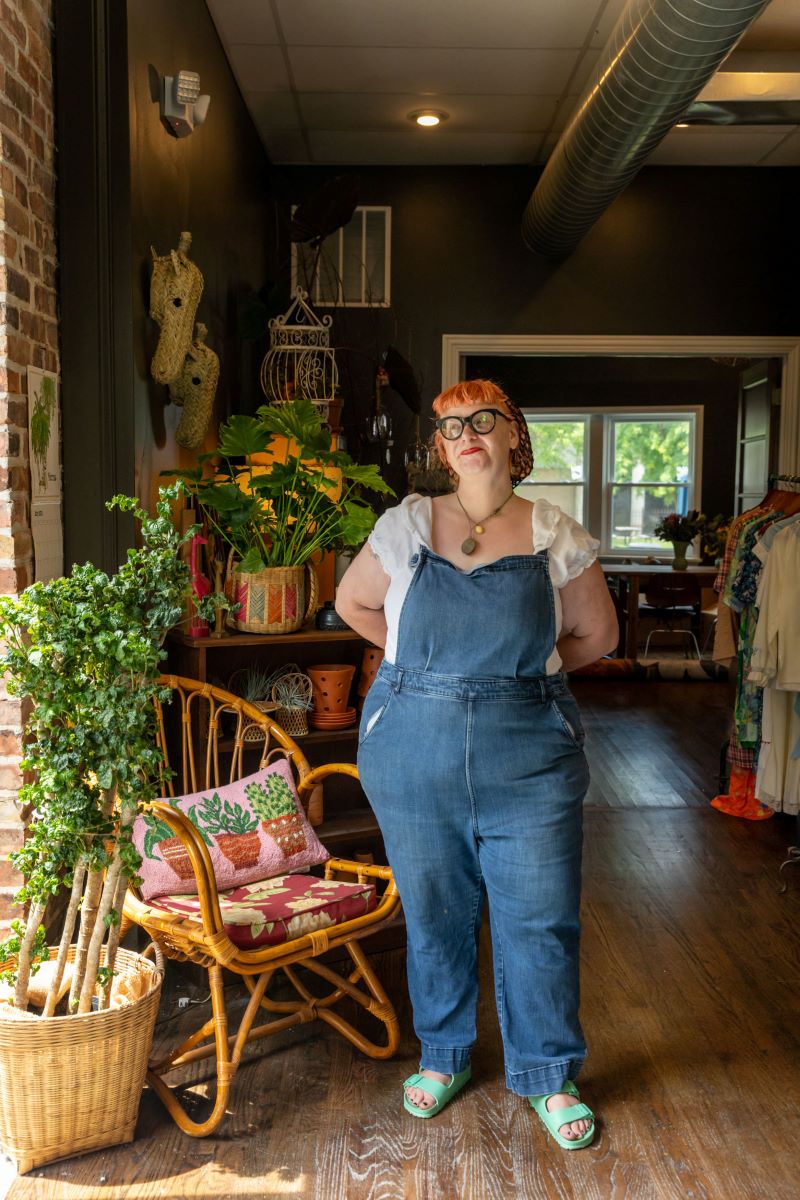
[528,1079,596,1149]
[402,1065,472,1119]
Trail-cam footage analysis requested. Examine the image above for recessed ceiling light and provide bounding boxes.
[675,122,690,128]
[408,109,449,127]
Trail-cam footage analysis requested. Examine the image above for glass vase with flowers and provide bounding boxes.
[652,510,706,569]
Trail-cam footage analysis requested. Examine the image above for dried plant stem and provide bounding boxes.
[42,855,87,1017]
[67,867,104,1012]
[77,805,135,1015]
[98,871,130,1011]
[13,901,46,1009]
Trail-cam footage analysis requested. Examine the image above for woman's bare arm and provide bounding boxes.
[557,560,619,672]
[334,543,390,648]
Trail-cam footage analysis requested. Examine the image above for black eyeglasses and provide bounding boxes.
[434,408,512,440]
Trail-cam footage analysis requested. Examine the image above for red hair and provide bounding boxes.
[430,379,534,485]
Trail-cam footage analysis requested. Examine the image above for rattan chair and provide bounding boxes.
[123,675,401,1137]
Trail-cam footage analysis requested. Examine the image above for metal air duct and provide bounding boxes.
[522,0,773,259]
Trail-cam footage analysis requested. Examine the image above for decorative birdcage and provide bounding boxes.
[260,288,338,420]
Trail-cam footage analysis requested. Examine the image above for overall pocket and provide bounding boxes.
[551,695,586,748]
[358,681,394,746]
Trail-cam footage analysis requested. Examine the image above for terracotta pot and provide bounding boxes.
[307,663,356,714]
[357,646,384,698]
[215,831,261,869]
[159,836,195,880]
[262,812,308,856]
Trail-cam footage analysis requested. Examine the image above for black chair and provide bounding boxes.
[639,575,702,660]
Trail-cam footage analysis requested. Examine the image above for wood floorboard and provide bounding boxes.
[5,681,799,1200]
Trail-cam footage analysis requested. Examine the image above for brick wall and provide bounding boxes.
[0,0,58,923]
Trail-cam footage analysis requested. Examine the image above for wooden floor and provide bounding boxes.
[5,679,800,1200]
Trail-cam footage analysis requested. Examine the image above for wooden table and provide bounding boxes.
[601,562,719,658]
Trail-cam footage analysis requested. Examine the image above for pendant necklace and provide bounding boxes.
[454,489,514,555]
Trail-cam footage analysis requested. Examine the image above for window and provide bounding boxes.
[517,418,586,523]
[522,408,702,555]
[292,206,391,307]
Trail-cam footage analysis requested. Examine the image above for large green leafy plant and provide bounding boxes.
[167,397,393,574]
[0,487,192,1016]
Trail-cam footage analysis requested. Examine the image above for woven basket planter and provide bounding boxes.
[0,946,162,1175]
[271,671,313,737]
[227,560,319,634]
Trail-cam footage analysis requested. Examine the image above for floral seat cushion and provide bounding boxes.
[154,874,377,950]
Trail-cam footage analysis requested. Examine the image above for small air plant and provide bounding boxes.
[270,666,314,713]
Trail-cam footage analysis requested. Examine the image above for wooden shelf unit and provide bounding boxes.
[166,625,382,855]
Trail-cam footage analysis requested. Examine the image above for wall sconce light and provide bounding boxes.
[160,70,211,138]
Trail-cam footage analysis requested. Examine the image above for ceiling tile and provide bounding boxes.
[243,92,302,131]
[206,0,279,45]
[736,0,800,52]
[304,130,541,166]
[286,47,586,95]
[227,45,293,92]
[274,0,626,50]
[591,0,635,47]
[295,92,558,132]
[647,127,788,166]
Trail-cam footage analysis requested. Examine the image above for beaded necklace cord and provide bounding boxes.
[454,490,514,555]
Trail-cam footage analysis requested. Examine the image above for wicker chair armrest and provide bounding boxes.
[296,762,359,803]
[324,857,394,884]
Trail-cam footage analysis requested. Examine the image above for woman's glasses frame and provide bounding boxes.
[433,408,512,440]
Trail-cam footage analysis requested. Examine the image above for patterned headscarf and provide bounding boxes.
[430,379,534,486]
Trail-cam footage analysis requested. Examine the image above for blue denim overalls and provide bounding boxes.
[357,545,589,1096]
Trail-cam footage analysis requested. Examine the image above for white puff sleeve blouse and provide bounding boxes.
[367,495,599,672]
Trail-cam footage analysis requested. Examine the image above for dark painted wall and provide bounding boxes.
[127,0,274,510]
[282,164,798,503]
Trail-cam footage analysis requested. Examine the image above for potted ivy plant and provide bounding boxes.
[166,396,393,633]
[0,486,194,1174]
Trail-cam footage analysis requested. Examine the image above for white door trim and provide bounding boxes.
[441,335,800,476]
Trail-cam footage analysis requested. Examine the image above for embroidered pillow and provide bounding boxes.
[133,758,329,901]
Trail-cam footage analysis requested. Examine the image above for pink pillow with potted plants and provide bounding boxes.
[132,758,329,901]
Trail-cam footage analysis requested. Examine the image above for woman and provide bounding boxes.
[335,380,618,1149]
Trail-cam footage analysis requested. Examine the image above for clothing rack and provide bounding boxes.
[766,472,800,889]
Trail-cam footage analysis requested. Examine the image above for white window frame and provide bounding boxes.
[291,205,391,308]
[522,405,703,557]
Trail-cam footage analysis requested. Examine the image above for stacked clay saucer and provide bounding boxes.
[308,704,357,730]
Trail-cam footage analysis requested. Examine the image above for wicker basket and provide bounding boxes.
[0,946,162,1174]
[226,559,319,635]
[271,671,313,737]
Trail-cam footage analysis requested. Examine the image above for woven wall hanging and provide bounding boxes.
[169,322,220,450]
[149,231,204,385]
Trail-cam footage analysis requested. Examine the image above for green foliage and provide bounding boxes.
[528,418,692,485]
[30,374,57,487]
[245,776,296,822]
[164,397,394,571]
[526,420,584,478]
[0,920,48,985]
[613,420,690,484]
[190,792,258,837]
[0,486,192,970]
